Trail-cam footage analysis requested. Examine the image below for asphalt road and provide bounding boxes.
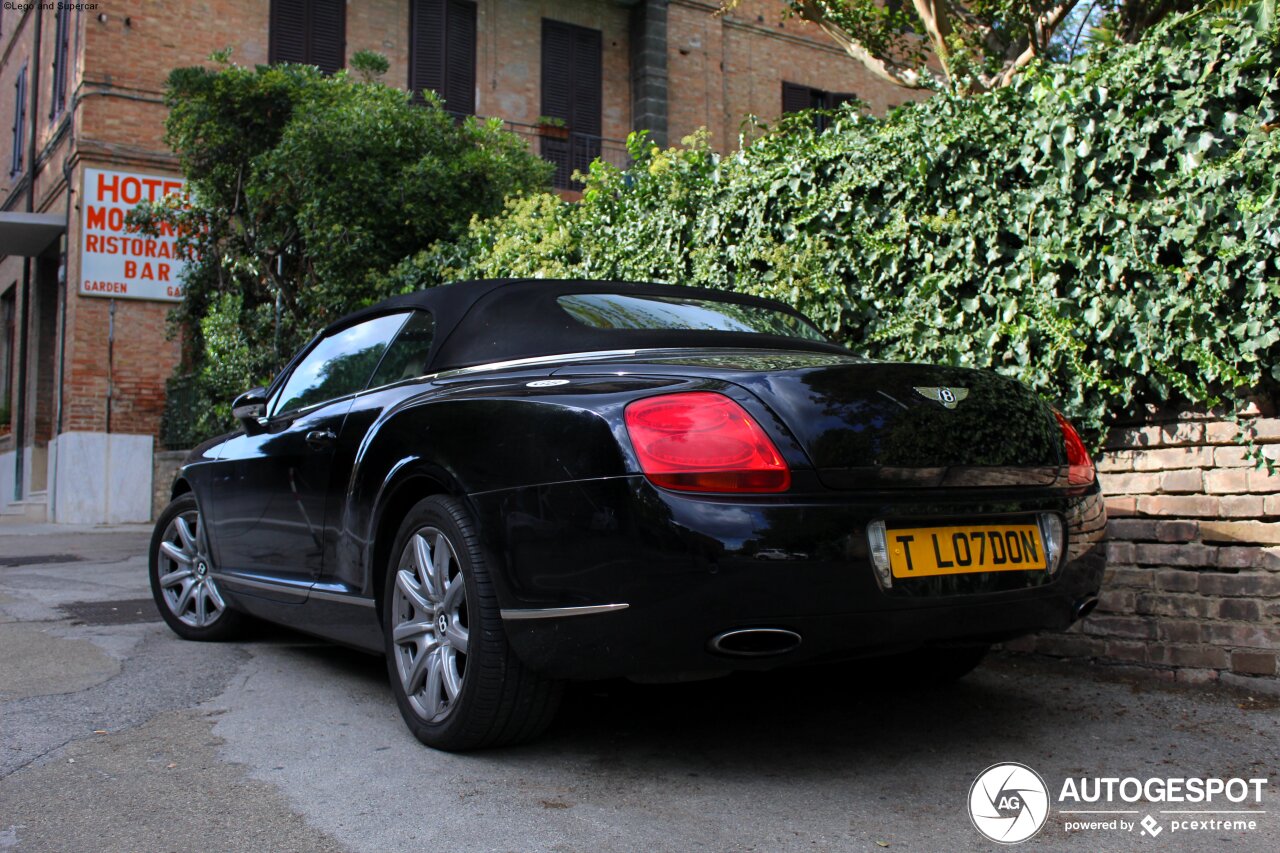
[2,524,1278,852]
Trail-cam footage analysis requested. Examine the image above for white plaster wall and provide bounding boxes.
[51,432,154,524]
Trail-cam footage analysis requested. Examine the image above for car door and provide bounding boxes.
[208,313,410,593]
[317,310,436,595]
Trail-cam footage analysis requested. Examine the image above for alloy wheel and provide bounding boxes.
[155,509,226,628]
[391,527,469,723]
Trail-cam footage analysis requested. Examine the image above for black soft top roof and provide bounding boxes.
[328,279,847,373]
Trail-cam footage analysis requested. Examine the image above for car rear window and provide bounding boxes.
[556,293,828,342]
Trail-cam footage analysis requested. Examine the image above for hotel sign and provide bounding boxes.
[80,168,189,302]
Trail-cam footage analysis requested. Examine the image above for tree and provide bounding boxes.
[725,1,1214,92]
[132,58,551,445]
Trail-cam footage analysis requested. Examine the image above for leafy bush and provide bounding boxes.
[399,7,1279,452]
[137,59,551,447]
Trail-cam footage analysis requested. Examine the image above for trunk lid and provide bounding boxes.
[552,350,1067,489]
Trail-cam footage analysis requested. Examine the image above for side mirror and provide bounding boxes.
[232,387,268,433]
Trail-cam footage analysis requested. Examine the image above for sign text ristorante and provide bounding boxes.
[80,168,189,302]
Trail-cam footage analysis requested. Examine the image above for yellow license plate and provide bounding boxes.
[888,523,1047,578]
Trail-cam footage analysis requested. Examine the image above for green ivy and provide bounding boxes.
[395,7,1279,456]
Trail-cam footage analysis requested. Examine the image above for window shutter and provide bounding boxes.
[410,0,446,101]
[443,0,476,115]
[270,0,344,73]
[12,66,26,176]
[269,0,308,65]
[50,7,71,118]
[309,0,346,74]
[781,82,811,116]
[571,26,602,137]
[826,92,857,111]
[541,20,574,124]
[542,20,602,188]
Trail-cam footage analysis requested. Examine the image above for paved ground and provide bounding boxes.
[1,524,1278,852]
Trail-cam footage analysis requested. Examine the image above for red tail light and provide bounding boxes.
[624,392,791,493]
[1054,411,1095,486]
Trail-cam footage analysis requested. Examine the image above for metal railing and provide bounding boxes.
[505,122,631,190]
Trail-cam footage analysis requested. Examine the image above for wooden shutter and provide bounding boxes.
[270,0,344,73]
[542,20,601,188]
[443,0,476,115]
[309,0,346,75]
[781,82,811,116]
[825,92,857,110]
[541,20,574,124]
[11,66,26,176]
[269,0,308,65]
[571,26,602,137]
[50,7,71,118]
[410,0,446,101]
[410,0,474,114]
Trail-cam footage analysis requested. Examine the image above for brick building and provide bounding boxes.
[0,0,918,525]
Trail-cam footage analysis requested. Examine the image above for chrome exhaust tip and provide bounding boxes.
[709,628,802,657]
[1074,596,1099,621]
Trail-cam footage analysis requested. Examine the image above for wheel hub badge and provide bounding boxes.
[437,613,449,635]
[195,561,208,577]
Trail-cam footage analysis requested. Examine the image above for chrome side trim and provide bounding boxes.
[500,603,630,620]
[309,588,377,608]
[217,574,308,599]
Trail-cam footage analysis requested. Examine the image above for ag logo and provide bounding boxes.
[914,386,969,409]
[968,762,1050,844]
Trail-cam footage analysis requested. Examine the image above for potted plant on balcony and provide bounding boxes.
[536,115,570,140]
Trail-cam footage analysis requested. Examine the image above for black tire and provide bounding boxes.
[149,493,246,641]
[383,495,562,750]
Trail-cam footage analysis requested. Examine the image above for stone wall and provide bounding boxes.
[152,450,189,521]
[1007,413,1280,692]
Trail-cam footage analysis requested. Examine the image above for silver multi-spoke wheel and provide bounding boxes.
[392,526,469,723]
[155,509,226,628]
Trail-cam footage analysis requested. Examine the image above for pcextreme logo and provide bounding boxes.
[967,764,1269,844]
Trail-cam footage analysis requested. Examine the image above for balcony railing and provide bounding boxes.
[506,122,631,190]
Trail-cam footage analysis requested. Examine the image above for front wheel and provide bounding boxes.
[149,493,245,641]
[384,495,561,750]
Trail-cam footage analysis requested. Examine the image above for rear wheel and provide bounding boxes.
[384,495,561,750]
[149,493,245,641]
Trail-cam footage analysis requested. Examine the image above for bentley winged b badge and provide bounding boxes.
[914,386,969,409]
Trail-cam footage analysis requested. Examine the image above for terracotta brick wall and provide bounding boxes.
[1007,412,1280,692]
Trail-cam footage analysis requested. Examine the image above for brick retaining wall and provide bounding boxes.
[1006,414,1280,692]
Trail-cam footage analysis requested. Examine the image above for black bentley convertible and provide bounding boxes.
[150,279,1106,750]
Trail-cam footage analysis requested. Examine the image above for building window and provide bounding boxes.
[269,0,346,74]
[50,6,71,119]
[410,0,476,116]
[782,81,856,132]
[541,19,602,190]
[11,65,27,177]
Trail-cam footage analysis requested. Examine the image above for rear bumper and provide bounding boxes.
[471,476,1106,679]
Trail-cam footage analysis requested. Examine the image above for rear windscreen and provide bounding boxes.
[557,293,828,342]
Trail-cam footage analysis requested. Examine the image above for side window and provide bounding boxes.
[369,311,435,388]
[272,313,408,416]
